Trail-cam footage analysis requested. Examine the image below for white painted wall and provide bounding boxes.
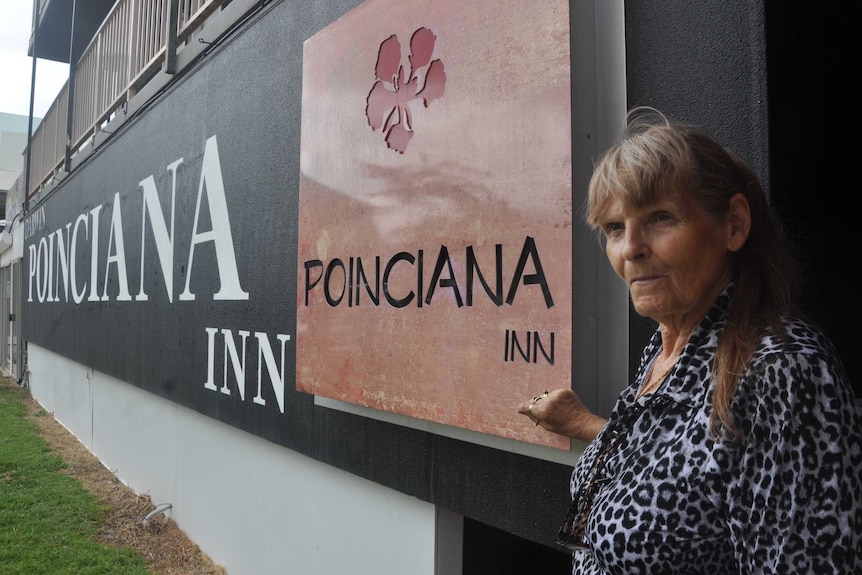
[0,221,23,266]
[27,344,460,575]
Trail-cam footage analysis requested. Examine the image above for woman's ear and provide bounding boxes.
[726,193,751,252]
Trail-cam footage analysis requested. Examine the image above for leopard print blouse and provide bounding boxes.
[569,289,862,574]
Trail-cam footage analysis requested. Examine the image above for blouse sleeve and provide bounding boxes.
[723,350,862,574]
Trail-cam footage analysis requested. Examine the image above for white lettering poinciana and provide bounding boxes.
[26,135,293,414]
[26,135,249,304]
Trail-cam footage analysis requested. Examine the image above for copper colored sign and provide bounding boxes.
[298,0,572,449]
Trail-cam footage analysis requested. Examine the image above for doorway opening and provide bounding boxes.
[462,517,570,575]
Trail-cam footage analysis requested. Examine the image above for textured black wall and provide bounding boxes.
[623,0,771,374]
[22,0,573,549]
[21,0,790,554]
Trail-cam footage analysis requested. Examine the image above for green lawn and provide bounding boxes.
[0,379,151,575]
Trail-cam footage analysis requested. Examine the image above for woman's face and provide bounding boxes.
[599,189,736,330]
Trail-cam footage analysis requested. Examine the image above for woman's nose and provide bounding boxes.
[620,226,649,260]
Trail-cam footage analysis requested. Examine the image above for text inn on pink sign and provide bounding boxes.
[298,0,572,449]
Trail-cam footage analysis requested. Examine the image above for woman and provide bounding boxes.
[519,108,862,573]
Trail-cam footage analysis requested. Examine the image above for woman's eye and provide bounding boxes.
[654,212,673,223]
[604,222,624,236]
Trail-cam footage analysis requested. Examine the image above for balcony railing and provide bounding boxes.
[26,0,228,199]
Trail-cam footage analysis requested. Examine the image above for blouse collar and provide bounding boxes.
[626,284,733,408]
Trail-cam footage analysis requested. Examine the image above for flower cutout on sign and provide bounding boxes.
[366,27,447,154]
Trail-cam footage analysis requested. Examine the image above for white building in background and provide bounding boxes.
[0,111,34,380]
[0,111,32,222]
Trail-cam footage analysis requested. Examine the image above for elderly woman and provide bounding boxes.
[520,109,862,573]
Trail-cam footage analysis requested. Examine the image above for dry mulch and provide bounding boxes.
[3,376,226,575]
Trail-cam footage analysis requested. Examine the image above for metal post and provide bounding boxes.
[166,0,180,74]
[64,0,78,173]
[23,2,40,214]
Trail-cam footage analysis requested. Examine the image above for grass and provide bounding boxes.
[0,379,152,575]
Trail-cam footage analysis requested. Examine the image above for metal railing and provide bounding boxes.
[26,0,225,198]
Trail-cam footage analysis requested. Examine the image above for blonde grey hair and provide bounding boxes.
[587,108,800,438]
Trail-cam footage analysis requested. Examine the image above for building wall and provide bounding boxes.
[22,0,624,559]
[27,344,446,575]
[0,112,31,210]
[622,0,772,372]
[0,112,30,379]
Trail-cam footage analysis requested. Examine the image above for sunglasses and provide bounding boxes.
[556,427,625,550]
[556,397,651,551]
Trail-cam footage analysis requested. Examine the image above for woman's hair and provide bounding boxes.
[586,107,800,437]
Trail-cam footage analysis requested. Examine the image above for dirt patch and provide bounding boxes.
[4,377,227,575]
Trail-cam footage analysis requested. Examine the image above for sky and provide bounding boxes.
[0,1,70,119]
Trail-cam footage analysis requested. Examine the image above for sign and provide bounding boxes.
[298,0,572,448]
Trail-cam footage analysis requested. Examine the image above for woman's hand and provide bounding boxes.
[518,389,607,442]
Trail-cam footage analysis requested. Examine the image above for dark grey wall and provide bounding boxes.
[622,0,860,401]
[623,0,771,374]
[624,1,769,176]
[22,0,787,554]
[23,0,573,549]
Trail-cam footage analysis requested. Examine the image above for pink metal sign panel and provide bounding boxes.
[298,0,572,449]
